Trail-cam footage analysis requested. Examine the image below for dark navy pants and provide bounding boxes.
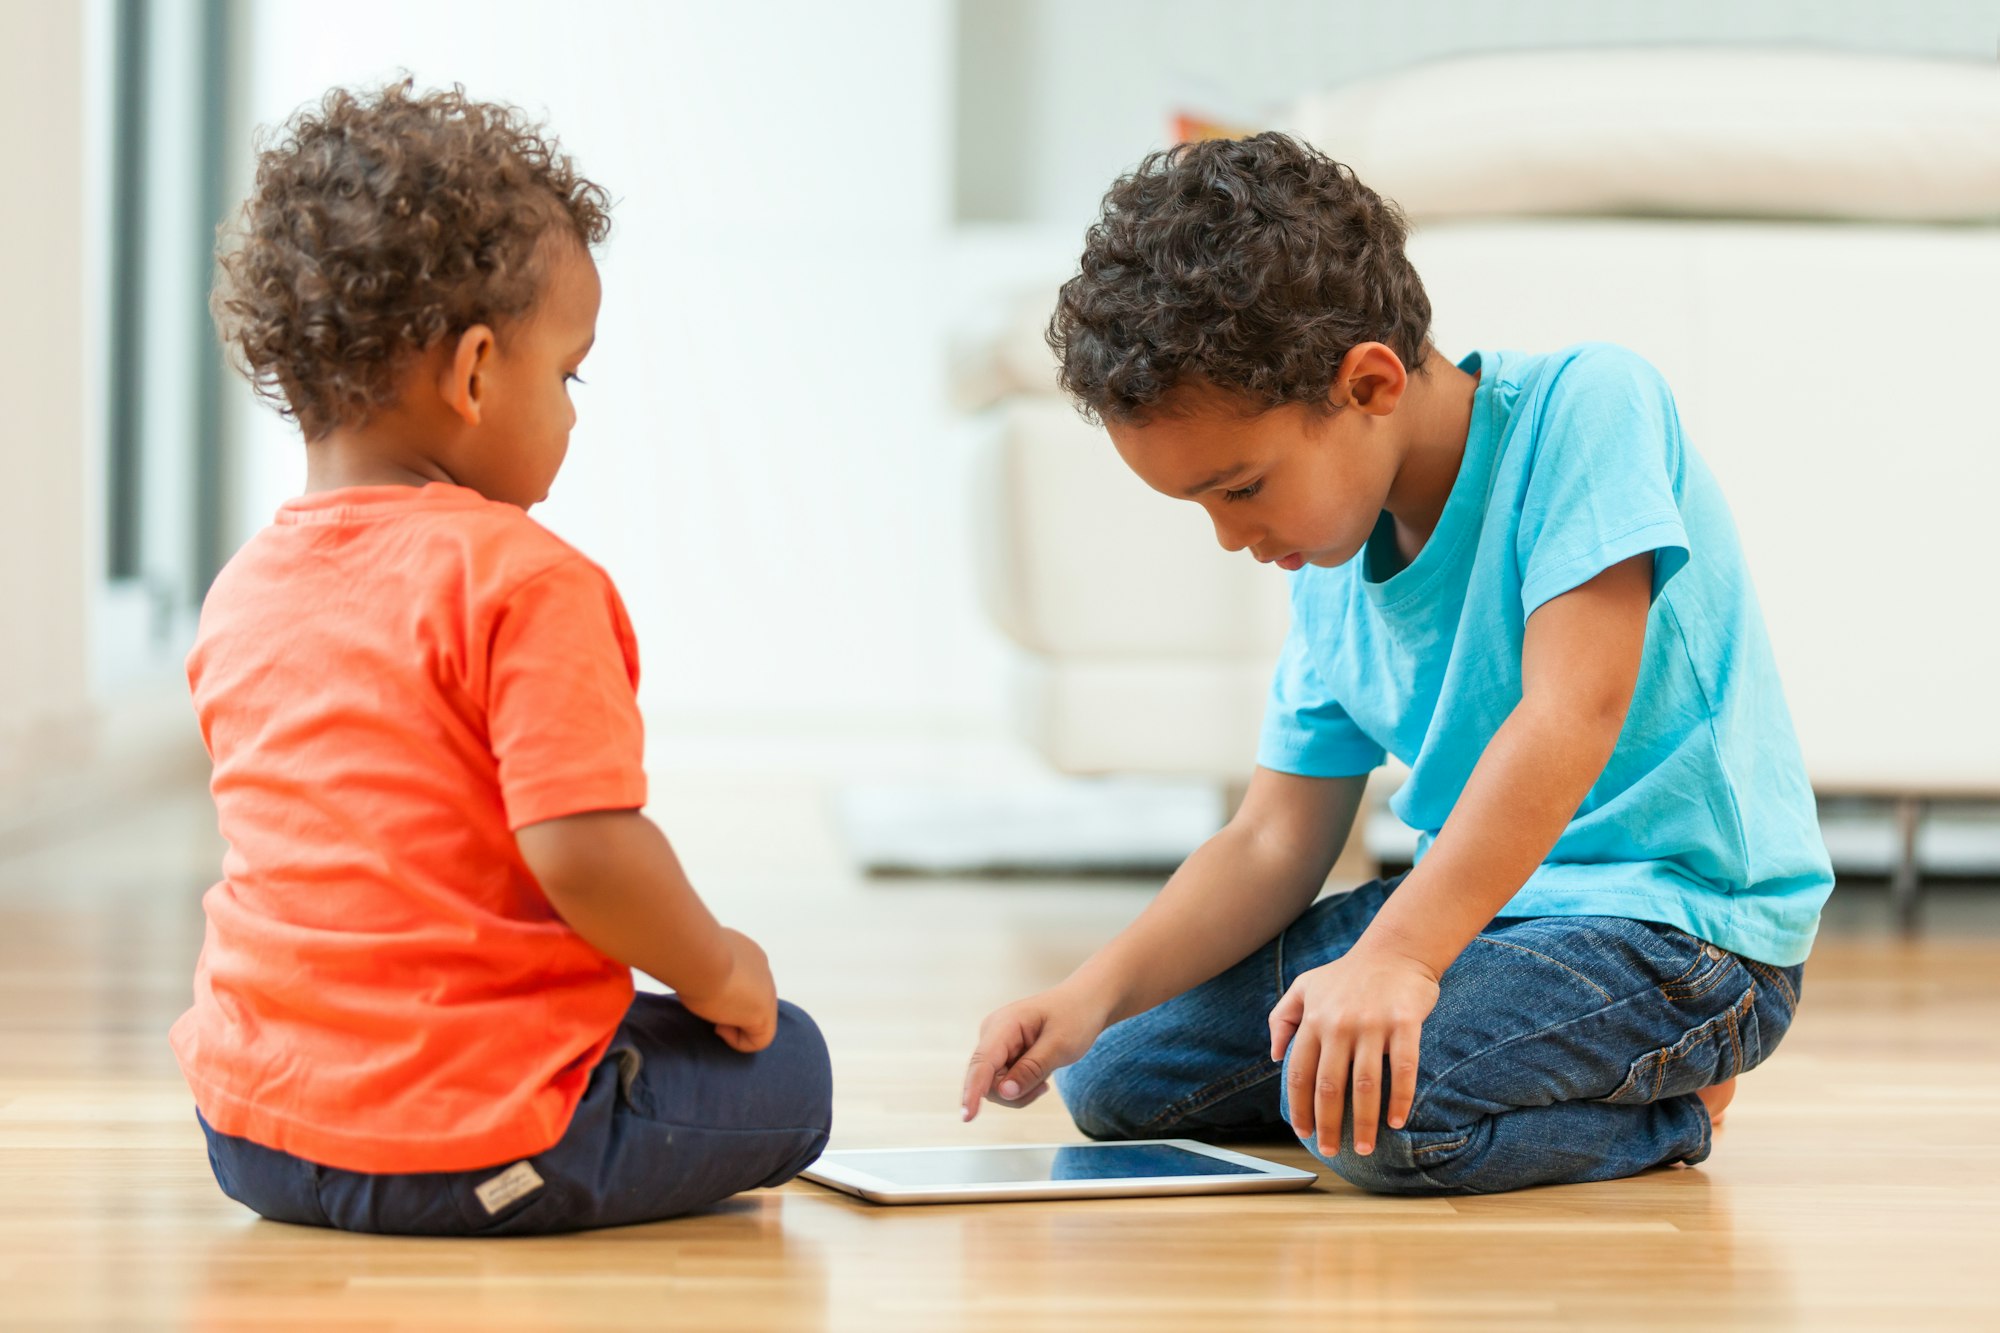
[199,994,833,1235]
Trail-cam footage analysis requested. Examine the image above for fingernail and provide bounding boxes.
[1357,1142,1372,1155]
[960,1105,972,1121]
[999,1080,1019,1099]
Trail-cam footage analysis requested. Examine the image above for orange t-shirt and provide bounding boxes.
[169,482,645,1174]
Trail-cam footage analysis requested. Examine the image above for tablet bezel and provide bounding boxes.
[799,1138,1318,1205]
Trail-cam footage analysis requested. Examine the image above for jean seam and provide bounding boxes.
[1726,991,1742,1078]
[1410,925,1746,1123]
[1659,944,1711,993]
[1728,983,1755,1077]
[1140,1061,1282,1137]
[1413,967,1734,1126]
[1668,1027,1712,1094]
[1623,983,1756,1104]
[1411,1135,1469,1158]
[1743,958,1799,1011]
[1474,938,1613,1002]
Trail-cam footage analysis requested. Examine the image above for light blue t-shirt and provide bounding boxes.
[1257,343,1832,966]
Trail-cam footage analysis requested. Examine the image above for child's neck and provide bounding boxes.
[1381,348,1480,564]
[305,407,461,495]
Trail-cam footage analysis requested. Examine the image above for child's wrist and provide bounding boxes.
[1350,919,1453,983]
[1057,966,1124,1030]
[672,926,741,1006]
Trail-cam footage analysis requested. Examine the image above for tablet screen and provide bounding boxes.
[829,1143,1263,1187]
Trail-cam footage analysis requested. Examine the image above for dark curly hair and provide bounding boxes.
[211,80,611,440]
[1048,132,1432,425]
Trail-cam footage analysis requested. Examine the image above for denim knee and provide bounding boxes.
[752,996,836,1184]
[1318,1132,1442,1196]
[1278,1046,1455,1196]
[770,999,835,1131]
[1054,1043,1152,1140]
[683,999,834,1196]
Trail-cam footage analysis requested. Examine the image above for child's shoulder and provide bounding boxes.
[417,494,628,626]
[438,488,598,583]
[1504,341,1675,411]
[1489,340,1667,398]
[215,484,610,613]
[1482,343,1681,467]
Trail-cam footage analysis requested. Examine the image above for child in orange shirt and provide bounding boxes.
[172,81,832,1235]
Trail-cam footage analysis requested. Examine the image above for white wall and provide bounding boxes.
[0,3,94,797]
[233,0,1013,750]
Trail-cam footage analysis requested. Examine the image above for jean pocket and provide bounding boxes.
[1655,934,1740,1003]
[610,1043,645,1110]
[1603,984,1761,1105]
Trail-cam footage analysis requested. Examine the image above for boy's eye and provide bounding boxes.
[1222,480,1262,502]
[563,373,586,387]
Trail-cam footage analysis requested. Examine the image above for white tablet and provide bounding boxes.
[799,1139,1317,1205]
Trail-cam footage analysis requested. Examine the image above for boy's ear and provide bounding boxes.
[1332,342,1409,416]
[439,324,497,427]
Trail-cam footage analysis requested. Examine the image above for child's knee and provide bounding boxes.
[770,1000,834,1126]
[1318,1132,1444,1196]
[1291,1113,1495,1196]
[773,998,826,1056]
[734,1002,833,1192]
[1053,1045,1151,1140]
[1277,1046,1457,1196]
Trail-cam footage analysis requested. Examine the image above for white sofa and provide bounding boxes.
[965,50,2000,899]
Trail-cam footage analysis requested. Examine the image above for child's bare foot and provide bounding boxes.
[1697,1076,1737,1130]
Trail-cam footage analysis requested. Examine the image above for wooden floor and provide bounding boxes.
[4,775,1999,1331]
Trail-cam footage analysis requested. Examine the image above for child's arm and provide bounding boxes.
[517,809,779,1052]
[1271,552,1654,1159]
[961,766,1369,1118]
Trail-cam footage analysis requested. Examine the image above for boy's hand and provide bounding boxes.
[961,983,1113,1121]
[1268,943,1441,1158]
[677,928,779,1053]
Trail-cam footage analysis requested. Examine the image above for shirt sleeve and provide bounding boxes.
[1255,608,1385,778]
[486,557,648,830]
[1516,344,1692,620]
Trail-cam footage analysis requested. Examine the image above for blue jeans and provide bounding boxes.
[1057,876,1804,1195]
[199,994,833,1235]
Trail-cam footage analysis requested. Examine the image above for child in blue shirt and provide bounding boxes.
[961,133,1831,1194]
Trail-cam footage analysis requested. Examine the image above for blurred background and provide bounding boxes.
[4,0,1998,912]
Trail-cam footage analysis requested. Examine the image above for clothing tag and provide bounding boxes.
[474,1160,545,1216]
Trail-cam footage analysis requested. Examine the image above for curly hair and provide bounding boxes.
[211,80,611,440]
[1048,132,1432,425]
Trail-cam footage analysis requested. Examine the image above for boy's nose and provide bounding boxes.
[1209,513,1254,554]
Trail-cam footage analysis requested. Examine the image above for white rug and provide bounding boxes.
[836,776,1227,876]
